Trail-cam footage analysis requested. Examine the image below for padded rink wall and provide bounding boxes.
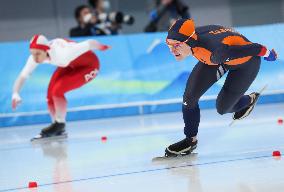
[1,24,284,127]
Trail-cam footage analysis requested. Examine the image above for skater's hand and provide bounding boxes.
[97,44,111,51]
[89,40,111,51]
[264,49,277,61]
[12,92,22,110]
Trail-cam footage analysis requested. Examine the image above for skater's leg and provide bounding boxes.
[183,104,200,139]
[47,67,67,122]
[52,96,67,123]
[36,52,99,139]
[216,56,261,115]
[47,99,56,122]
[49,66,98,123]
[48,52,99,123]
[228,95,251,113]
[165,62,226,156]
[183,62,226,138]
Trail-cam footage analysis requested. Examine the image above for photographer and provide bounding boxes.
[88,0,135,35]
[145,0,190,32]
[70,5,107,37]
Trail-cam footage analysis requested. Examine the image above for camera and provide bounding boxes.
[97,12,135,25]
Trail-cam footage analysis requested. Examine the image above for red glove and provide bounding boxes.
[89,40,111,51]
[12,93,22,110]
[98,44,111,51]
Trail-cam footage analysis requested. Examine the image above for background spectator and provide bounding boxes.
[88,0,135,35]
[88,0,111,14]
[144,0,190,32]
[88,0,121,35]
[70,5,107,37]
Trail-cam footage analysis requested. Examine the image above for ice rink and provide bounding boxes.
[1,103,284,192]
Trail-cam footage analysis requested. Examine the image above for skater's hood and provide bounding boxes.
[166,19,198,47]
[29,34,50,51]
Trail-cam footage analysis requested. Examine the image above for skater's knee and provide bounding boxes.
[46,96,53,105]
[216,88,243,115]
[46,92,54,105]
[216,98,226,115]
[216,101,231,115]
[48,84,65,98]
[216,106,227,115]
[183,95,198,109]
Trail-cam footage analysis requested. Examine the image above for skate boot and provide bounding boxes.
[41,121,66,137]
[165,137,197,157]
[233,92,260,120]
[31,122,66,141]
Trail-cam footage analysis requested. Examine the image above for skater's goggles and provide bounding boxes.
[166,31,195,49]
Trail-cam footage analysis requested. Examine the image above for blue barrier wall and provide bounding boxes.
[1,24,284,127]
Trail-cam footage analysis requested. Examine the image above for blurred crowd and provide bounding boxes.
[69,0,190,37]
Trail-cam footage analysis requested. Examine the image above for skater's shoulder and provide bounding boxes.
[49,38,76,48]
[196,25,241,37]
[195,25,225,34]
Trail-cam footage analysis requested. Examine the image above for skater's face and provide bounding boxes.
[30,49,48,63]
[166,39,192,61]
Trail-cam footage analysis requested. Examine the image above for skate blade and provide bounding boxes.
[152,152,198,162]
[31,133,68,142]
[229,84,268,127]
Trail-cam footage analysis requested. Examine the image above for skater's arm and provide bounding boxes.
[12,76,25,109]
[13,76,26,94]
[19,55,39,79]
[227,44,277,59]
[211,44,277,64]
[66,39,110,62]
[12,56,38,109]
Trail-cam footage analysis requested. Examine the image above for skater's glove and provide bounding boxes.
[97,44,111,51]
[12,92,22,110]
[264,49,277,61]
[89,40,111,51]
